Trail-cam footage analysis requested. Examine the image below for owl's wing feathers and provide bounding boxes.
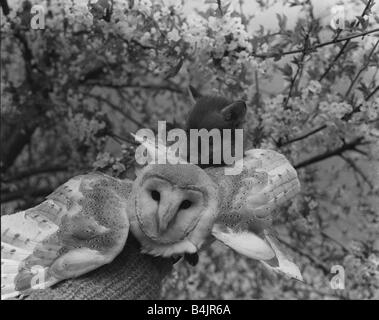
[210,149,302,280]
[260,230,303,281]
[1,173,131,300]
[242,149,301,221]
[211,224,275,261]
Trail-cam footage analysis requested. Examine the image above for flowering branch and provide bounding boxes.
[345,40,379,97]
[282,33,310,110]
[319,0,374,81]
[252,28,379,60]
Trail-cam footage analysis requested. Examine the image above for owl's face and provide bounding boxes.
[128,164,219,257]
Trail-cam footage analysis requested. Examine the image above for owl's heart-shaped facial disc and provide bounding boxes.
[136,176,206,242]
[129,164,219,257]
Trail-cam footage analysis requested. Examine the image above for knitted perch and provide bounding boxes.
[1,148,301,300]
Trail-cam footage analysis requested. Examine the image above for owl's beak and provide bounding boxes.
[157,191,182,234]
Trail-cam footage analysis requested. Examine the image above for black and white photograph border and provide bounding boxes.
[0,0,378,302]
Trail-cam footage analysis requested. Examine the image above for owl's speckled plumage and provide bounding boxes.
[1,173,131,299]
[205,149,302,280]
[207,149,300,229]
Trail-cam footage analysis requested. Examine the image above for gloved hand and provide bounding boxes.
[25,235,173,300]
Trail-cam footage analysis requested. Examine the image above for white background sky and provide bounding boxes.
[182,0,375,32]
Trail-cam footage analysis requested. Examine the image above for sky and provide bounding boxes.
[179,0,379,93]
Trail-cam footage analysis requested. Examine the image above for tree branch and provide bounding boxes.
[216,0,224,16]
[320,230,350,253]
[252,28,379,60]
[343,83,379,121]
[294,137,367,169]
[345,40,379,97]
[81,81,184,93]
[365,85,379,101]
[278,237,330,274]
[1,120,38,174]
[1,0,10,15]
[1,25,51,174]
[87,93,145,128]
[282,34,310,110]
[340,154,374,189]
[279,124,327,147]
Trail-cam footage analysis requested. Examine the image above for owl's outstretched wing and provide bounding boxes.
[206,149,302,280]
[1,173,131,300]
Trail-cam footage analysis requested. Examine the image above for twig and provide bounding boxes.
[87,93,145,128]
[294,137,367,169]
[282,35,310,110]
[82,81,184,93]
[108,132,139,146]
[320,230,350,253]
[279,124,327,147]
[319,0,374,81]
[305,0,321,44]
[278,237,330,274]
[365,85,379,101]
[352,147,369,157]
[340,154,374,189]
[253,70,261,108]
[343,82,379,121]
[216,0,223,16]
[252,28,379,59]
[345,40,379,97]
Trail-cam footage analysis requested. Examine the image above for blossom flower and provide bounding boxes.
[134,0,152,15]
[167,29,180,42]
[308,80,322,94]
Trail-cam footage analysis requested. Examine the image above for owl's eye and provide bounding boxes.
[151,190,160,202]
[179,200,192,210]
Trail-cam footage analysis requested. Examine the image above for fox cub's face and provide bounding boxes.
[185,86,247,132]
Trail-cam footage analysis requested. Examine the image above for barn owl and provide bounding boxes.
[1,146,301,299]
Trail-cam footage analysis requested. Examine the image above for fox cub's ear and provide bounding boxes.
[188,85,202,104]
[220,100,247,122]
